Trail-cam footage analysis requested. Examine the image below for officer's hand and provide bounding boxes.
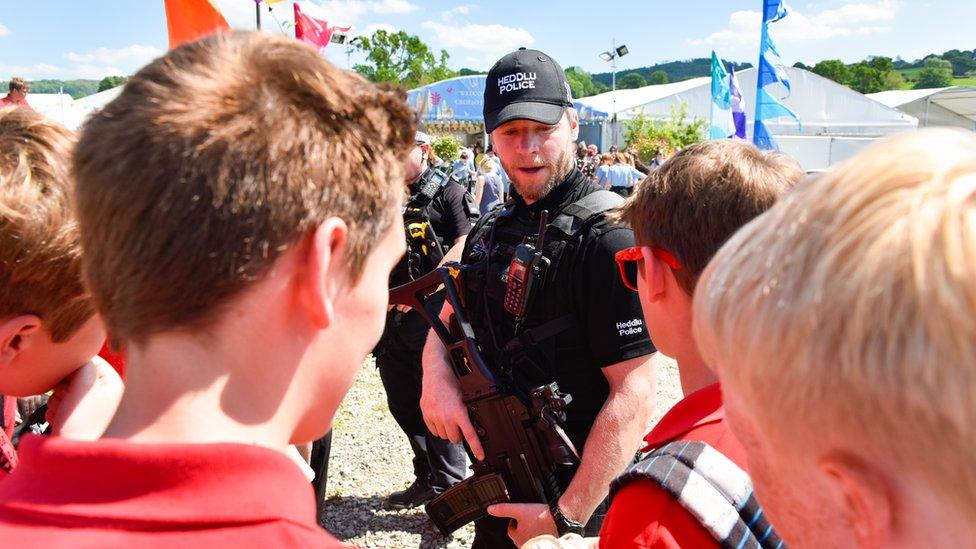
[420,356,485,460]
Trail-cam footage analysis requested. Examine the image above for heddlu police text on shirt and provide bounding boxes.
[498,72,537,94]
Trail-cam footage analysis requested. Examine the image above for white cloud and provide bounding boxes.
[315,0,419,20]
[55,44,164,79]
[440,4,473,21]
[0,22,9,37]
[422,21,533,56]
[63,45,162,66]
[0,45,162,80]
[0,63,61,79]
[361,23,397,36]
[690,1,902,49]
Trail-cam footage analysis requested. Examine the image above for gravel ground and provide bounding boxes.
[321,353,682,548]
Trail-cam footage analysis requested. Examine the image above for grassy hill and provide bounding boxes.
[592,58,752,87]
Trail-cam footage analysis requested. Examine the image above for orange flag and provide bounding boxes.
[164,0,230,49]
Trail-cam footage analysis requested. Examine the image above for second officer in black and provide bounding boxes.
[376,131,474,508]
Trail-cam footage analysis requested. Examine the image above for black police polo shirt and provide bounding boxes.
[461,168,656,449]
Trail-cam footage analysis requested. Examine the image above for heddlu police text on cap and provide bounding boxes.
[498,72,537,94]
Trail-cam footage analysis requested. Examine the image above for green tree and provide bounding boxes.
[431,134,461,163]
[915,57,954,89]
[97,75,127,92]
[618,72,647,89]
[848,62,885,93]
[811,59,851,86]
[649,70,669,85]
[942,49,976,76]
[883,70,908,90]
[623,102,706,160]
[867,56,894,74]
[564,66,607,98]
[353,30,456,89]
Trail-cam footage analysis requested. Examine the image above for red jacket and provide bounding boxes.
[0,435,348,547]
[599,383,747,548]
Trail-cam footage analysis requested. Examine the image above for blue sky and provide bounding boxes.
[0,1,972,81]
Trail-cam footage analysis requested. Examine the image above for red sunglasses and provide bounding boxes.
[615,246,682,292]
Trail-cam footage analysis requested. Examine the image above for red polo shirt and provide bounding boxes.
[599,383,747,548]
[0,435,348,547]
[0,95,30,109]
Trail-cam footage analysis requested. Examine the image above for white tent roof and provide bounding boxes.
[66,86,124,129]
[25,93,76,124]
[868,87,976,128]
[23,87,124,130]
[576,77,710,120]
[575,67,917,137]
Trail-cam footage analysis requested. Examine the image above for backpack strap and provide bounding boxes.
[610,441,786,549]
[549,190,624,238]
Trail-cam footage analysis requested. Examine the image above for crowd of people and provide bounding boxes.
[0,31,974,549]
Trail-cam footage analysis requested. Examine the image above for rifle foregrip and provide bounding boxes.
[424,472,511,536]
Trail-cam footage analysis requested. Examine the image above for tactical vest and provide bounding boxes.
[611,441,786,549]
[461,190,623,390]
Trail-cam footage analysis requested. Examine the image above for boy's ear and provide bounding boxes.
[641,251,671,302]
[819,450,894,548]
[298,218,349,330]
[0,315,42,365]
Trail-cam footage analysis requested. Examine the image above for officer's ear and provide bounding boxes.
[297,218,349,329]
[566,109,580,141]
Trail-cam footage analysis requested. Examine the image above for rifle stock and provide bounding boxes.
[388,263,581,535]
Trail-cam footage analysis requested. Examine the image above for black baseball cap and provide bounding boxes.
[483,48,574,133]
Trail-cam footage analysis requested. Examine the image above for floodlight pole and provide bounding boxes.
[611,39,618,148]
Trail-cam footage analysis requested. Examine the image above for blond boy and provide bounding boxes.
[693,128,976,547]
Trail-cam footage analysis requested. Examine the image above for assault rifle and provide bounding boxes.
[388,263,580,535]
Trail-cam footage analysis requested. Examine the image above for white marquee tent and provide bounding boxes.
[23,87,124,130]
[868,87,976,131]
[575,67,918,169]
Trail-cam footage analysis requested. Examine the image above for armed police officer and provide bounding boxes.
[420,49,657,547]
[376,131,475,509]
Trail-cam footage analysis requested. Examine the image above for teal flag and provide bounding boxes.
[709,51,732,140]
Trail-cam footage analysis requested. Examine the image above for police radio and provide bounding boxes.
[503,210,549,321]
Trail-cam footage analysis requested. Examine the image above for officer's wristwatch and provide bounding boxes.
[549,503,585,537]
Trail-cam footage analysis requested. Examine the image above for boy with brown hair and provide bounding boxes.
[0,30,413,546]
[693,129,976,547]
[525,140,803,548]
[0,106,123,474]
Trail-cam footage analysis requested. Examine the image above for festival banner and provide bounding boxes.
[753,0,800,150]
[709,51,733,140]
[729,66,747,139]
[294,3,351,52]
[164,0,230,49]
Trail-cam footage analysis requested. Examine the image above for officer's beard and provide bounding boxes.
[506,144,575,203]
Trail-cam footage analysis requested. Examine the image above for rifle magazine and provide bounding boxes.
[425,472,510,536]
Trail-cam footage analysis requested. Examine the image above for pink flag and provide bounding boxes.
[294,3,350,52]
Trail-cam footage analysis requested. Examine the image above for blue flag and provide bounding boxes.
[753,0,800,151]
[709,51,733,140]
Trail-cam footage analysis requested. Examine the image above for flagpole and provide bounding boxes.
[255,1,261,30]
[753,19,768,146]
